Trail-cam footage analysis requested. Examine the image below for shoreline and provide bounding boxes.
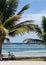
[2,50,46,58]
[0,55,46,61]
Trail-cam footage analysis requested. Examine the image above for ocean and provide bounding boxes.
[2,43,46,57]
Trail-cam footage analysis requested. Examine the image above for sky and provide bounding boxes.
[5,0,46,43]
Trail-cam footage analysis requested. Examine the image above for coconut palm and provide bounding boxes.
[23,16,46,45]
[0,0,39,56]
[41,16,46,44]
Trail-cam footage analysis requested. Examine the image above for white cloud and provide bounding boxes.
[21,12,46,21]
[19,10,46,25]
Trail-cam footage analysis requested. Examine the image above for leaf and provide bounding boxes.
[23,38,43,43]
[0,25,9,35]
[4,37,10,42]
[3,15,20,25]
[9,24,38,36]
[17,4,29,15]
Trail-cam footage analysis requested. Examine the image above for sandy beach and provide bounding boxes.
[0,61,46,65]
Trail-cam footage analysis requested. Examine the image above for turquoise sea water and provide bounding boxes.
[2,43,46,54]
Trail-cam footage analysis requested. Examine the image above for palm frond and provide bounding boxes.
[42,16,46,43]
[18,20,34,24]
[0,0,18,23]
[34,25,42,38]
[0,25,9,35]
[9,24,36,33]
[17,4,29,15]
[23,38,32,43]
[9,24,39,36]
[8,0,18,12]
[4,37,10,42]
[11,27,29,33]
[3,15,20,25]
[42,16,46,32]
[12,20,34,28]
[23,38,43,43]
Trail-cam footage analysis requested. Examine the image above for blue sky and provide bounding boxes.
[5,0,46,43]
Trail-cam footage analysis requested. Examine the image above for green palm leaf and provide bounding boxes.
[0,25,9,35]
[0,0,18,23]
[9,23,39,36]
[3,15,20,25]
[17,4,29,15]
[23,38,43,43]
[34,25,42,38]
[4,37,10,42]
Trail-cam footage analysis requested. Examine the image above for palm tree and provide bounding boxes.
[0,0,39,56]
[23,16,46,45]
[41,16,46,44]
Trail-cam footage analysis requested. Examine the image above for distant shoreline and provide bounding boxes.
[3,43,43,44]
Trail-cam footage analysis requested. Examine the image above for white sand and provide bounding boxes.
[0,61,46,65]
